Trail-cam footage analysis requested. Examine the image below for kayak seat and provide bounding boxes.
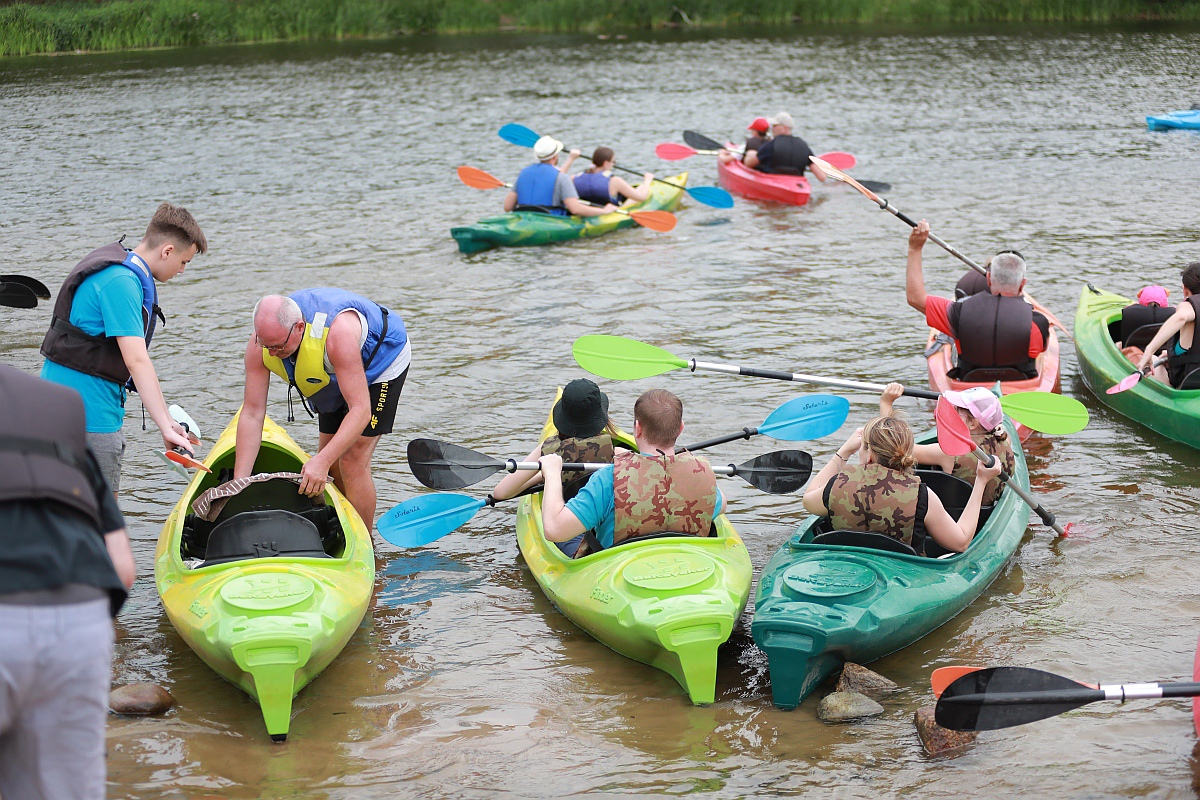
[1123,323,1164,351]
[952,366,1030,382]
[811,530,917,557]
[1179,369,1200,390]
[918,468,995,532]
[201,509,330,567]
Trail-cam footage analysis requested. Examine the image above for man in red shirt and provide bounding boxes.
[906,220,1049,380]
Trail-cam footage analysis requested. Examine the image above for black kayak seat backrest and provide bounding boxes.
[1124,323,1164,350]
[202,509,329,567]
[956,366,1031,382]
[213,477,316,523]
[918,468,995,529]
[811,530,917,557]
[1180,368,1200,391]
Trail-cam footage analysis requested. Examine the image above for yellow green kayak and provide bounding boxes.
[514,391,752,704]
[154,411,374,741]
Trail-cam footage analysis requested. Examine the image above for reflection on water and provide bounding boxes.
[2,22,1200,798]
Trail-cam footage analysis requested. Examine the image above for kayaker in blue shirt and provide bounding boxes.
[539,389,724,558]
[742,112,829,181]
[503,136,618,218]
[572,147,654,207]
[39,203,207,493]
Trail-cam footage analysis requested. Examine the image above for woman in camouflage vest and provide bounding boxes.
[879,383,1014,506]
[802,413,1002,555]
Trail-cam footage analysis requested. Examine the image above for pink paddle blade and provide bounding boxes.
[935,396,974,456]
[655,142,700,161]
[817,151,856,171]
[1106,370,1144,395]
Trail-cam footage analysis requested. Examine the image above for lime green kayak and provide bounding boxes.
[1075,284,1200,449]
[154,411,374,741]
[751,421,1029,709]
[515,391,752,704]
[452,172,687,255]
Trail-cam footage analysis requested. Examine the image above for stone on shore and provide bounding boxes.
[109,683,175,716]
[915,705,976,755]
[817,691,885,722]
[836,663,900,699]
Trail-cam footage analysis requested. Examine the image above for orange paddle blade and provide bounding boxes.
[457,165,508,191]
[625,209,677,232]
[165,449,212,473]
[809,155,879,202]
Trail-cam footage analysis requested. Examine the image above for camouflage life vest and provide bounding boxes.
[611,451,717,544]
[950,431,1014,505]
[542,433,614,501]
[826,462,921,545]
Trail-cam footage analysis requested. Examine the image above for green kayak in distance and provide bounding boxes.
[1075,284,1200,450]
[751,421,1029,710]
[451,172,687,255]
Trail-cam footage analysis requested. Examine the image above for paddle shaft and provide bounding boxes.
[974,450,1065,536]
[608,163,688,193]
[681,427,758,451]
[507,459,755,478]
[689,359,941,399]
[944,681,1200,709]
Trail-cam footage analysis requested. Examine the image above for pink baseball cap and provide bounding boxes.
[1137,284,1169,306]
[942,387,1004,431]
[747,117,770,134]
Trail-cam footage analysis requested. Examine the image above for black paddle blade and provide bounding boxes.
[0,282,38,309]
[407,438,506,490]
[935,667,1103,732]
[0,275,51,300]
[683,130,724,151]
[730,450,813,494]
[856,180,892,193]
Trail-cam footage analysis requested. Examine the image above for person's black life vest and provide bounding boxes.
[1119,303,1174,348]
[947,293,1037,378]
[0,364,100,527]
[40,242,164,385]
[1167,295,1200,389]
[760,135,812,175]
[955,270,990,299]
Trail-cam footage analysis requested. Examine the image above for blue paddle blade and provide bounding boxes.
[498,123,540,148]
[686,185,734,209]
[759,394,850,441]
[377,493,486,548]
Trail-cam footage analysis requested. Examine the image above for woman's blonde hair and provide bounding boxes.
[862,415,917,472]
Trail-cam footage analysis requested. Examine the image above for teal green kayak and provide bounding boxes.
[1074,284,1200,450]
[451,172,687,254]
[750,421,1029,709]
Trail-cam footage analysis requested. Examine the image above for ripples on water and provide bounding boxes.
[2,24,1199,798]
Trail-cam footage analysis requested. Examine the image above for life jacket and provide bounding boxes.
[1119,302,1175,347]
[955,269,990,299]
[514,162,568,216]
[609,451,717,546]
[950,431,1014,505]
[0,364,100,527]
[541,432,614,501]
[40,243,163,386]
[759,134,812,175]
[825,462,926,549]
[261,288,407,414]
[947,293,1037,378]
[573,171,616,206]
[743,135,767,153]
[1167,295,1200,389]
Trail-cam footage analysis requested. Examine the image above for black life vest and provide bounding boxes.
[760,135,812,175]
[1119,303,1174,347]
[0,364,100,527]
[40,242,164,386]
[947,293,1037,378]
[955,270,990,299]
[743,135,767,153]
[1167,295,1200,389]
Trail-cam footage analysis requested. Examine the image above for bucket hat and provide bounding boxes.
[553,379,610,439]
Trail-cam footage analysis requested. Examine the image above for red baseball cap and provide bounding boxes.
[747,117,770,134]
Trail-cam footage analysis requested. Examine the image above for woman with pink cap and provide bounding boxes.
[879,384,1014,506]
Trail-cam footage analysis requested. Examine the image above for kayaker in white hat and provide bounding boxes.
[741,111,828,182]
[502,135,617,218]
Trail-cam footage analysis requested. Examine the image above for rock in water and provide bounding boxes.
[836,663,900,699]
[818,691,885,722]
[915,706,976,755]
[109,683,175,716]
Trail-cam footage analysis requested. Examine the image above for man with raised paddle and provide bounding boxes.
[503,135,617,218]
[234,290,411,528]
[906,220,1050,380]
[39,202,206,494]
[538,389,724,558]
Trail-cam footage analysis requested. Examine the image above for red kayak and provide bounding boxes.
[716,144,811,205]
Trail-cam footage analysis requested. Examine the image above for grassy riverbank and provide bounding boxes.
[2,0,1197,56]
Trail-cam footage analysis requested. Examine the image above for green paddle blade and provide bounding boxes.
[1000,392,1089,435]
[572,335,688,381]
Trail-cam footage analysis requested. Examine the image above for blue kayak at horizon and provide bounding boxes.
[1147,109,1200,131]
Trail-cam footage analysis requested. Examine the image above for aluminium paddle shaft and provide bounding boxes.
[505,460,763,478]
[944,681,1200,708]
[688,359,942,400]
[972,450,1065,536]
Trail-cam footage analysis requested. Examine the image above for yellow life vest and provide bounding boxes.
[261,312,332,398]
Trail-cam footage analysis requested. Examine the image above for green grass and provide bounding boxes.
[1,0,1197,56]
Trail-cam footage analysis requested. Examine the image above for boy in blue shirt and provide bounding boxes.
[539,389,724,557]
[40,203,207,492]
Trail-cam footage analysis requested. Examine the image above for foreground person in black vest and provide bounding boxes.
[0,365,134,800]
[906,220,1050,379]
[1137,262,1200,388]
[538,389,725,558]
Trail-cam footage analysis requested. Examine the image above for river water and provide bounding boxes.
[2,23,1200,798]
